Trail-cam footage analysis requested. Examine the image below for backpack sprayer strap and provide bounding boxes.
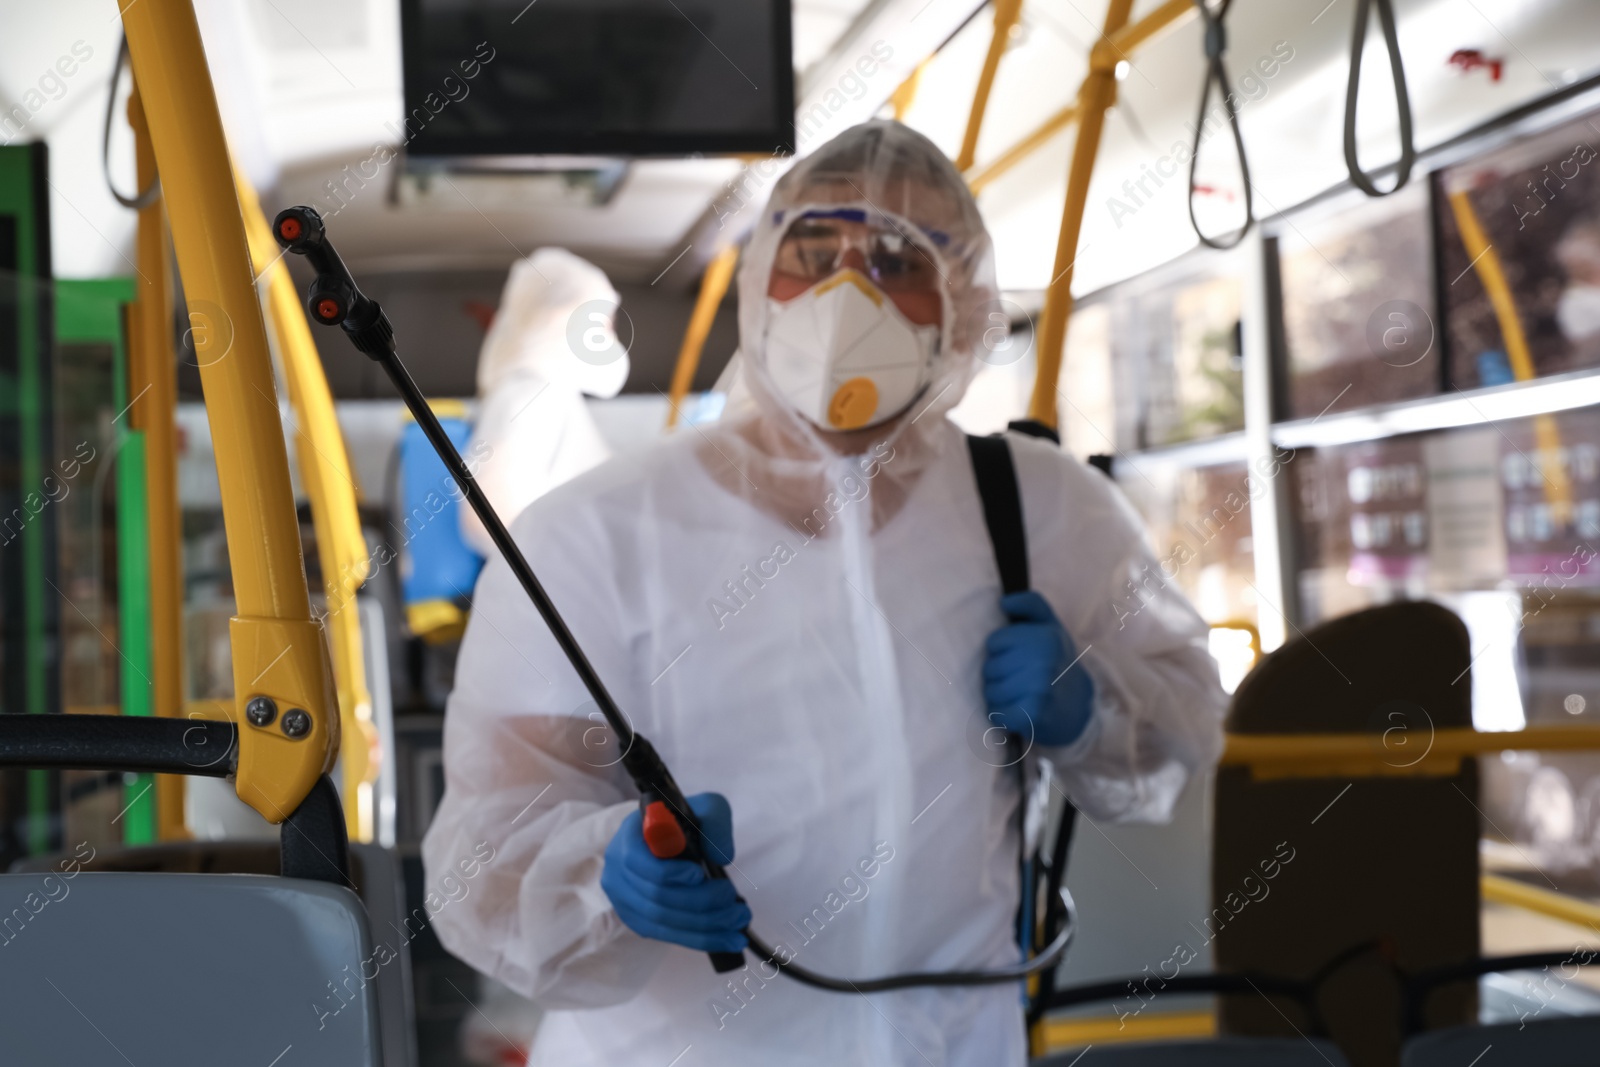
[967,426,1083,1022]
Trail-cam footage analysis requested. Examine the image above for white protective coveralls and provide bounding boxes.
[424,122,1227,1066]
[459,247,629,558]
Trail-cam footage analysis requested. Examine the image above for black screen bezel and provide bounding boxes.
[398,0,795,158]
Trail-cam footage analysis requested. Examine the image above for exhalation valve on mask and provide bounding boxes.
[765,269,940,431]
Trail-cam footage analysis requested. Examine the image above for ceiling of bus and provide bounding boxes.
[13,0,1600,296]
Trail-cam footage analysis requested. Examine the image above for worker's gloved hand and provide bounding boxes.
[983,591,1095,747]
[601,792,750,953]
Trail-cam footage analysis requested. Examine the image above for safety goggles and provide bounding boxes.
[771,208,946,294]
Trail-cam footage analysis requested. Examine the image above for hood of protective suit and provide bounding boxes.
[705,121,1000,529]
[476,248,630,398]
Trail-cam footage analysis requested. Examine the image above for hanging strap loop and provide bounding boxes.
[1187,0,1254,250]
[1343,0,1416,197]
[103,35,162,211]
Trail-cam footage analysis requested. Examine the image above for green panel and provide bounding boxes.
[0,144,59,858]
[117,431,156,844]
[56,277,154,844]
[55,277,136,341]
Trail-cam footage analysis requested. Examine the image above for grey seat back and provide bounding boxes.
[352,842,420,1067]
[1038,1037,1352,1065]
[0,872,379,1067]
[1401,1016,1600,1066]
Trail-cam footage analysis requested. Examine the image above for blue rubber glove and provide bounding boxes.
[983,591,1095,747]
[601,792,750,954]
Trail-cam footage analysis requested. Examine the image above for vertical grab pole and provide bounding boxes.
[1026,0,1137,429]
[126,86,189,840]
[955,0,1025,173]
[120,0,338,821]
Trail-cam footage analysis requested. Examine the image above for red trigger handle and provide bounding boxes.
[642,798,688,858]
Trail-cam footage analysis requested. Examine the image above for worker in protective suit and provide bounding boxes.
[423,121,1226,1066]
[459,247,629,558]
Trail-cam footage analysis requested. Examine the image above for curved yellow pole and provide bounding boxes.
[966,103,1076,195]
[236,170,377,840]
[1449,191,1536,380]
[126,87,189,840]
[1449,188,1571,523]
[955,0,1025,173]
[664,245,740,428]
[122,0,337,823]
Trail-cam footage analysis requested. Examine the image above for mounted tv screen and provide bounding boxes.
[399,0,794,158]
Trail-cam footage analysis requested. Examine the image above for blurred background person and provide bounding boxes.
[461,248,630,557]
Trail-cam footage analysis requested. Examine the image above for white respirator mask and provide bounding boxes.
[763,269,941,431]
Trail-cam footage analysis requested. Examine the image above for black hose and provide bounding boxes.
[103,35,161,211]
[1187,0,1254,250]
[1026,799,1079,1026]
[745,887,1077,992]
[1343,0,1415,197]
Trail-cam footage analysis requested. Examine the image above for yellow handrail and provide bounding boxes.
[1038,1009,1215,1050]
[122,0,337,822]
[1222,726,1600,779]
[1028,0,1198,427]
[126,85,188,840]
[1482,873,1600,930]
[664,245,740,429]
[1448,188,1572,524]
[236,169,378,840]
[966,103,1076,195]
[955,0,1025,173]
[968,0,1198,198]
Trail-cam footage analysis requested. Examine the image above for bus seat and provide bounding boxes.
[1037,1037,1351,1065]
[1030,601,1477,1064]
[1214,601,1479,1062]
[1401,1015,1600,1065]
[0,871,380,1066]
[9,840,418,1067]
[351,842,422,1067]
[398,413,484,643]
